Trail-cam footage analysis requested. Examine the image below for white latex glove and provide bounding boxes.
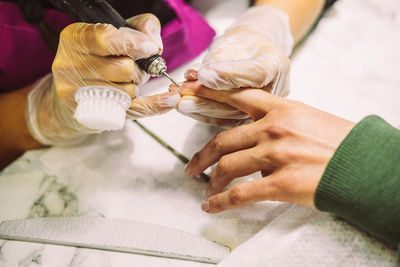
[177,6,293,128]
[26,14,180,146]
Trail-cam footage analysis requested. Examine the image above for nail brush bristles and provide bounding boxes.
[74,86,131,131]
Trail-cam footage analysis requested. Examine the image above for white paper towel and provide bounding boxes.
[217,206,397,266]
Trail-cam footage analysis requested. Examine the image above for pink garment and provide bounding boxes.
[161,0,215,70]
[0,1,215,91]
[0,2,72,91]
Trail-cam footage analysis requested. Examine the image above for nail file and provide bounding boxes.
[0,217,230,264]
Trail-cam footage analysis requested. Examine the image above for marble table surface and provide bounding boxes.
[1,0,399,266]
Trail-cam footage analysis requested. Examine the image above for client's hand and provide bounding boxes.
[179,81,355,213]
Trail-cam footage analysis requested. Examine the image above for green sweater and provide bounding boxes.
[315,115,400,262]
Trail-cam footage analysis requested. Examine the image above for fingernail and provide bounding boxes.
[168,84,179,91]
[184,163,193,177]
[201,200,209,212]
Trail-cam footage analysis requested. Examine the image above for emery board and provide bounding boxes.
[0,217,230,264]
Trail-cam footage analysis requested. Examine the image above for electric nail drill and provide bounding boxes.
[49,0,179,131]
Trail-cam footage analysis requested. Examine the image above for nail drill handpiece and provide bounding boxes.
[48,0,178,83]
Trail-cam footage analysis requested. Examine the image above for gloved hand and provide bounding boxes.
[177,6,293,128]
[27,14,180,146]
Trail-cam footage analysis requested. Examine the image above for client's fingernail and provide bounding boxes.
[168,84,179,91]
[201,201,209,212]
[184,163,193,177]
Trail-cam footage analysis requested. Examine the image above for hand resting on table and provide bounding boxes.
[173,81,355,213]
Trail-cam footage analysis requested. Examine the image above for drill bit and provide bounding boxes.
[161,71,180,87]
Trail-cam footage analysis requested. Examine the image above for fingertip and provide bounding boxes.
[184,63,201,80]
[142,13,161,34]
[184,162,194,177]
[168,84,180,91]
[126,13,161,33]
[198,64,230,90]
[128,92,180,118]
[205,195,224,214]
[201,200,210,213]
[185,152,201,177]
[126,13,163,53]
[184,69,198,81]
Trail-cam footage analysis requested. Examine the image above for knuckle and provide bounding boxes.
[121,84,136,98]
[248,69,268,88]
[142,13,160,26]
[95,29,108,49]
[119,57,135,76]
[265,142,288,163]
[59,23,79,40]
[266,176,287,199]
[215,156,230,177]
[94,24,116,50]
[272,48,290,67]
[210,132,225,152]
[266,143,280,159]
[51,57,62,71]
[263,123,288,139]
[229,185,244,206]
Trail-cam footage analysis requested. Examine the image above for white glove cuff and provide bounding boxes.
[228,6,294,56]
[26,74,96,146]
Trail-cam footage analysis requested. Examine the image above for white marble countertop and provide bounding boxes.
[1,0,399,266]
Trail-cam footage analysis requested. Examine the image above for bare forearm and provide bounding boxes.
[0,85,43,169]
[255,0,325,44]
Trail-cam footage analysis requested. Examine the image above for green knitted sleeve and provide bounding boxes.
[315,115,400,261]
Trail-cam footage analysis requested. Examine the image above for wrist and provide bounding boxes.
[27,74,95,146]
[0,83,43,169]
[315,116,400,246]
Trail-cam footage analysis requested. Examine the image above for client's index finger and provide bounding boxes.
[177,81,282,120]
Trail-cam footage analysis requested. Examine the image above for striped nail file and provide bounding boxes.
[0,217,230,264]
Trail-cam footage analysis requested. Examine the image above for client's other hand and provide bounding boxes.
[178,81,355,213]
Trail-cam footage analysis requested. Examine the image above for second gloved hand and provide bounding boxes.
[177,6,293,128]
[27,14,180,146]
